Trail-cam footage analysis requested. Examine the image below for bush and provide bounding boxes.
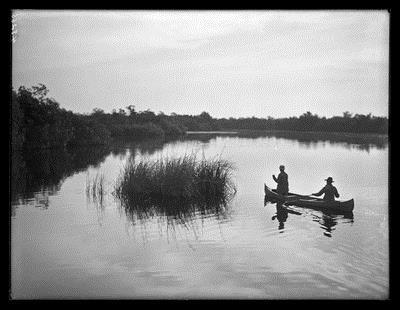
[133,122,165,139]
[67,117,111,147]
[157,119,186,136]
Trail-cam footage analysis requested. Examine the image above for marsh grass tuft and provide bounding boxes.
[114,154,236,213]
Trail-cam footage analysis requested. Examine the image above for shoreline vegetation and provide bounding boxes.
[11,84,388,151]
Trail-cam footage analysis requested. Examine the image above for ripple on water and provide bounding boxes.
[11,134,388,299]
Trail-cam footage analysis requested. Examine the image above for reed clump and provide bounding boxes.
[114,154,236,208]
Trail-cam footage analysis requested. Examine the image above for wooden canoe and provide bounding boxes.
[264,184,354,213]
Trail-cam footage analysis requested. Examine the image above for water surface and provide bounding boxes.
[10,132,389,299]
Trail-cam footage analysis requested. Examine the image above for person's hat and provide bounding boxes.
[325,177,334,183]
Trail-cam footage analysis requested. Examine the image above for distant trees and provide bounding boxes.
[10,84,388,151]
[170,111,220,131]
[126,105,136,117]
[190,111,387,134]
[11,90,25,150]
[11,84,187,150]
[14,85,74,149]
[11,85,115,150]
[142,110,387,134]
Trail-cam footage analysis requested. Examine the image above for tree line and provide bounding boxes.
[11,84,388,150]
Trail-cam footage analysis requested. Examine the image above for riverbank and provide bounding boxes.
[185,129,388,142]
[12,84,388,151]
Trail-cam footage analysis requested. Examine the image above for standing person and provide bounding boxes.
[312,177,340,201]
[272,165,289,196]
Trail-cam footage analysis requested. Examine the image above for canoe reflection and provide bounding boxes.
[314,211,354,238]
[264,196,354,236]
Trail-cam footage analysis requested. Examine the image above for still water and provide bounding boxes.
[11,132,389,299]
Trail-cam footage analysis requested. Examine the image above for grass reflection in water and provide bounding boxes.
[264,196,354,237]
[112,154,237,233]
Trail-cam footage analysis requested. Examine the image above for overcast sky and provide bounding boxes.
[12,10,389,118]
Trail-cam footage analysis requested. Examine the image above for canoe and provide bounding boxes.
[264,184,354,213]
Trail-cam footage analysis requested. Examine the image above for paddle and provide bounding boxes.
[265,183,324,202]
[291,193,323,201]
[277,189,324,202]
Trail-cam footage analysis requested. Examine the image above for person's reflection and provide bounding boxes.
[271,202,289,231]
[320,214,337,237]
[319,212,354,237]
[265,197,301,232]
[320,212,354,237]
[265,195,355,236]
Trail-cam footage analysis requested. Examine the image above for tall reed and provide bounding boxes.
[114,154,236,210]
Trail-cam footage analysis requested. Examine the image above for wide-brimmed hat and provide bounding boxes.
[325,177,334,183]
